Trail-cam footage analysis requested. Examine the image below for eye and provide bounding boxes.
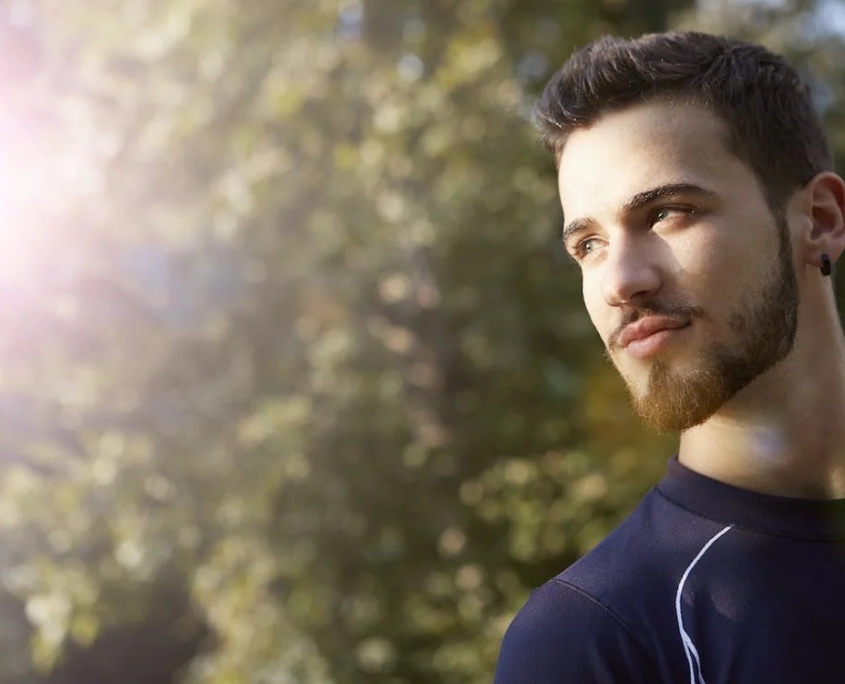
[572,237,601,261]
[648,205,697,226]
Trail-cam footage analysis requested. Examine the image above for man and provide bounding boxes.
[494,32,845,683]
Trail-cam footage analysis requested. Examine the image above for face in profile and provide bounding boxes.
[558,100,799,433]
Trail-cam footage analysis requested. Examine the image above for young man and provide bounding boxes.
[494,32,845,683]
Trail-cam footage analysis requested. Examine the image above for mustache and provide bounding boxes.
[608,301,705,349]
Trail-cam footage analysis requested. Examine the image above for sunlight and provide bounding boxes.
[0,134,38,285]
[0,107,81,294]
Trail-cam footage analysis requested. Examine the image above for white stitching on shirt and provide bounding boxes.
[675,525,733,684]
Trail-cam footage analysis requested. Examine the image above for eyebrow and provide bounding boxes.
[561,183,718,246]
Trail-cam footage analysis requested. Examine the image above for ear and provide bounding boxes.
[800,172,845,270]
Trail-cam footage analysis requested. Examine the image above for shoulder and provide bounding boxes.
[559,484,700,602]
[494,488,706,684]
[493,579,658,684]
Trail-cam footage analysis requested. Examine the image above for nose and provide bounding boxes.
[600,235,662,307]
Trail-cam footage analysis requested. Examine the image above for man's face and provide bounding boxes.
[558,100,799,433]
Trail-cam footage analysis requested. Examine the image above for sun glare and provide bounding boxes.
[0,111,76,292]
[0,136,37,284]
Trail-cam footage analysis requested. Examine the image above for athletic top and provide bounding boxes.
[494,457,845,683]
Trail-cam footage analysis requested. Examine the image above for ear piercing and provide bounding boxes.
[821,253,833,277]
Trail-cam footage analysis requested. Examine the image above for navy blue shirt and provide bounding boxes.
[494,457,845,683]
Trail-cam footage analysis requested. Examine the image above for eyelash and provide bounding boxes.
[569,205,699,261]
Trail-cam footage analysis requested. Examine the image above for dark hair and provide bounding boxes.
[534,31,833,212]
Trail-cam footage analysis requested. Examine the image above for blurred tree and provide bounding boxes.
[0,1,842,683]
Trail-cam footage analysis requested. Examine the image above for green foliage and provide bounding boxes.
[0,0,843,682]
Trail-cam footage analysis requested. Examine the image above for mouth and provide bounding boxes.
[615,316,692,360]
[625,324,690,359]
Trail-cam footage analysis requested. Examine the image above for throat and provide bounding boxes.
[679,415,845,499]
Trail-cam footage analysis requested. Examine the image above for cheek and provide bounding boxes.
[686,223,773,299]
[670,221,738,291]
[582,274,611,343]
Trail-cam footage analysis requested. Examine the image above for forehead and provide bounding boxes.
[557,100,747,217]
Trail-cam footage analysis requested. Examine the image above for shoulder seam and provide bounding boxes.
[548,577,662,681]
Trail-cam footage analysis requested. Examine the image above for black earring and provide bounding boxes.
[821,253,833,277]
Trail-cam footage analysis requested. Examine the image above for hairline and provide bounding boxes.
[550,93,800,215]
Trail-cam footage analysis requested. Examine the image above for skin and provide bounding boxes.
[558,99,845,499]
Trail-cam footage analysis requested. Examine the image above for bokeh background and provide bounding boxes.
[1,0,844,682]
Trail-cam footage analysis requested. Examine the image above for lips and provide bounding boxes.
[616,315,690,350]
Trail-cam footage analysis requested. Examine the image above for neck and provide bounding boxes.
[679,292,845,499]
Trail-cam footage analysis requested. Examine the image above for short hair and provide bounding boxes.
[534,31,833,212]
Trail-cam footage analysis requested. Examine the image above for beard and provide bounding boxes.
[617,215,799,433]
